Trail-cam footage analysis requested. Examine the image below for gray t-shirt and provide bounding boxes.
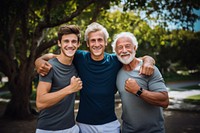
[37,58,78,130]
[116,60,167,133]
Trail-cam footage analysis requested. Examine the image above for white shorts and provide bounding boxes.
[36,124,79,133]
[78,120,121,133]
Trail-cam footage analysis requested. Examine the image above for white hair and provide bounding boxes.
[111,32,138,53]
[84,22,109,42]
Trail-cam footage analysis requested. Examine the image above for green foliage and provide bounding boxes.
[184,95,200,105]
[0,0,200,119]
[163,71,200,83]
[123,0,200,30]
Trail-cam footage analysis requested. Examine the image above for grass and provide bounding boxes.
[184,95,200,105]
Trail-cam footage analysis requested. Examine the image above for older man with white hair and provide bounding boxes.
[112,32,169,133]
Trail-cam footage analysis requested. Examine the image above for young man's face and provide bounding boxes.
[59,34,79,58]
[115,37,136,64]
[87,31,107,60]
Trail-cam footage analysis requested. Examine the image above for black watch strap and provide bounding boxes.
[136,87,143,97]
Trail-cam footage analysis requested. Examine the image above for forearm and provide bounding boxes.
[140,90,169,108]
[35,53,57,66]
[36,85,73,111]
[141,55,155,65]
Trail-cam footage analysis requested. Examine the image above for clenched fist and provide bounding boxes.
[125,78,140,94]
[69,76,83,93]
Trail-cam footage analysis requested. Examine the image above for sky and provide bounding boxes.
[121,0,200,31]
[194,10,200,31]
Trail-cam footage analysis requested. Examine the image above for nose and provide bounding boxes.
[94,40,100,46]
[122,46,127,53]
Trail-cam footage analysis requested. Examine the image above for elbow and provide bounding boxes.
[162,101,169,108]
[36,101,46,111]
[161,98,169,108]
[160,92,169,108]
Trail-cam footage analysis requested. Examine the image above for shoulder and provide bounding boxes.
[76,50,89,56]
[74,50,90,59]
[104,52,122,68]
[105,52,119,61]
[48,58,58,66]
[149,66,164,80]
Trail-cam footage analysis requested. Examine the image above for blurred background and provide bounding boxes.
[0,0,200,132]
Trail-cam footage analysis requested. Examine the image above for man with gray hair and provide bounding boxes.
[35,23,155,133]
[112,32,169,133]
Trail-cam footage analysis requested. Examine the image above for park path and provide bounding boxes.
[166,80,200,111]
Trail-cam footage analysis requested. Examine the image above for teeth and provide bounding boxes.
[93,47,101,50]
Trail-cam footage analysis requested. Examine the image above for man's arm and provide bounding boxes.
[140,55,155,76]
[125,78,169,108]
[35,53,58,76]
[140,90,169,108]
[36,76,82,111]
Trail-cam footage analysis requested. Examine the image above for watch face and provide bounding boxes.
[136,88,143,97]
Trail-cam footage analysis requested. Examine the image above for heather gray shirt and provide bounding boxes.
[116,60,167,133]
[37,58,78,130]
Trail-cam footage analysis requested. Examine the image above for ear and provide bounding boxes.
[58,40,61,47]
[77,42,81,48]
[134,45,137,51]
[86,42,89,47]
[105,41,107,46]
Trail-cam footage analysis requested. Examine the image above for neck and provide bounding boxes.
[57,54,73,65]
[91,54,104,61]
[123,58,140,71]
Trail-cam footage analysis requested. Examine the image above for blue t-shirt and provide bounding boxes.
[73,50,122,125]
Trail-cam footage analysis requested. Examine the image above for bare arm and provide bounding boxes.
[35,53,58,76]
[125,78,169,108]
[140,55,155,76]
[36,76,82,111]
[140,90,169,108]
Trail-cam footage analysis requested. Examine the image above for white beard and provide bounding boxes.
[116,50,136,64]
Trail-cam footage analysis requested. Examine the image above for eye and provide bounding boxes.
[72,40,78,44]
[125,44,132,49]
[98,38,104,43]
[116,45,123,50]
[64,40,69,43]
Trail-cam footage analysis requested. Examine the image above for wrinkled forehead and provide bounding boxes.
[116,37,133,45]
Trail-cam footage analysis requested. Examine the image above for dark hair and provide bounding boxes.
[58,25,81,42]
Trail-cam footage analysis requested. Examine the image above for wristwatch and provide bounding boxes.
[135,87,143,97]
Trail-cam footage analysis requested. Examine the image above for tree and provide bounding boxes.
[0,0,116,119]
[123,0,200,31]
[0,0,199,120]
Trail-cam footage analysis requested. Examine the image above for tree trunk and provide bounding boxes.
[4,81,35,119]
[4,63,37,119]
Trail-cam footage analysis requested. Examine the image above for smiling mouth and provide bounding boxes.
[93,47,102,51]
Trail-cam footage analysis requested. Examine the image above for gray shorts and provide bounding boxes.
[36,125,79,133]
[77,120,121,133]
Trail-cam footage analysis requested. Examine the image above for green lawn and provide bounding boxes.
[184,95,200,105]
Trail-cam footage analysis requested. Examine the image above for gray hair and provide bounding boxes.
[84,22,109,42]
[111,32,138,53]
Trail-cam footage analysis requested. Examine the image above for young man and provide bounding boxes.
[36,25,82,133]
[112,32,169,133]
[35,22,155,133]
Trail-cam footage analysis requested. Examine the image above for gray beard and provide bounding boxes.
[116,51,135,65]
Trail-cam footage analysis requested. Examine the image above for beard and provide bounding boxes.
[116,50,136,64]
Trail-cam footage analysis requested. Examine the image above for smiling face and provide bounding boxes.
[59,34,80,58]
[87,30,107,61]
[115,37,136,64]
